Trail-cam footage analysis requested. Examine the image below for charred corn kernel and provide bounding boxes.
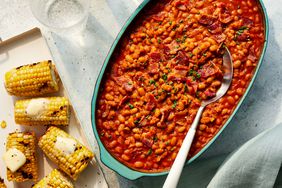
[4,60,59,97]
[32,169,73,188]
[0,177,6,188]
[6,132,38,182]
[14,97,70,126]
[39,127,94,180]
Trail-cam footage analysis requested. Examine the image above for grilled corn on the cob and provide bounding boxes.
[14,97,70,126]
[5,132,38,182]
[4,60,59,97]
[0,177,6,188]
[39,126,94,180]
[32,169,73,188]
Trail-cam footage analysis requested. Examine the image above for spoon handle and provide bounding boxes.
[163,105,205,188]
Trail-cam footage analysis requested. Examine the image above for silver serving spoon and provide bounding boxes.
[163,47,233,188]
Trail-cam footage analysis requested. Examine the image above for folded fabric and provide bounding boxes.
[207,122,282,188]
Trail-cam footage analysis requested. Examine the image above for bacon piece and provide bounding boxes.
[213,33,226,43]
[219,4,233,23]
[142,137,153,148]
[199,15,215,25]
[118,96,129,107]
[248,54,257,62]
[174,51,190,65]
[204,89,217,98]
[247,46,258,62]
[175,65,189,70]
[185,77,198,94]
[198,63,221,78]
[207,21,223,34]
[236,33,250,42]
[139,118,150,127]
[175,1,187,11]
[146,93,157,111]
[151,12,165,21]
[148,62,159,74]
[174,69,188,77]
[114,76,134,92]
[241,17,254,27]
[148,52,161,74]
[164,41,180,55]
[168,65,189,81]
[150,52,161,62]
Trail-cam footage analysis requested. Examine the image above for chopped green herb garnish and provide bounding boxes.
[149,80,156,85]
[203,52,207,57]
[153,136,158,142]
[189,52,194,58]
[127,103,134,109]
[165,67,172,72]
[128,82,132,85]
[146,115,151,119]
[147,149,152,155]
[169,21,172,25]
[172,100,177,109]
[162,74,168,81]
[176,38,181,42]
[239,26,249,31]
[189,69,195,76]
[184,84,188,92]
[188,70,201,80]
[182,35,187,43]
[134,119,140,125]
[158,38,162,44]
[234,26,249,41]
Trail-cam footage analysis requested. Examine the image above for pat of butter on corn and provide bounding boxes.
[3,148,26,172]
[55,136,77,155]
[26,98,49,118]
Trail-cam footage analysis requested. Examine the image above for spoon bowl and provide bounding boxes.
[163,47,233,188]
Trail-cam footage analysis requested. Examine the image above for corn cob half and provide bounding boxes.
[39,126,94,180]
[14,97,70,126]
[32,169,73,188]
[4,60,59,97]
[5,132,38,182]
[0,177,6,188]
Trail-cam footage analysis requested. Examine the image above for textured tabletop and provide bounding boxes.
[1,0,282,187]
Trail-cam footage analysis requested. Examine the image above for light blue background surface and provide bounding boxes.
[1,0,282,187]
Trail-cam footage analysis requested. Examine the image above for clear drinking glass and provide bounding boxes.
[30,0,90,34]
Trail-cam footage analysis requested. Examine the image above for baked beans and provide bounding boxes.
[96,0,265,172]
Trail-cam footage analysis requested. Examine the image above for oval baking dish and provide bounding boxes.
[91,0,269,180]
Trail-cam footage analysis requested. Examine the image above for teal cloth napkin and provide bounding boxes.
[207,122,282,188]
